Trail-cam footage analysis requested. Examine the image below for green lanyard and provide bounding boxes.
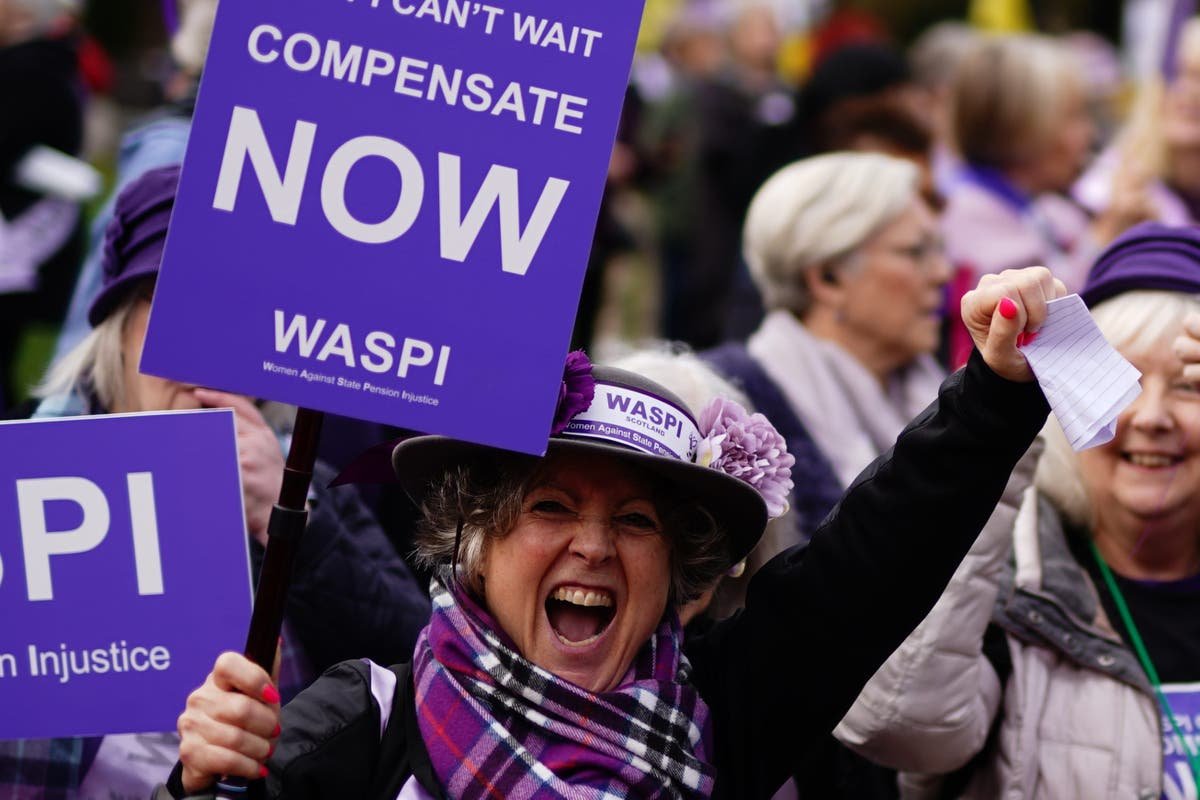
[1090,541,1200,787]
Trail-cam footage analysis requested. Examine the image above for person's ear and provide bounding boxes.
[804,263,845,309]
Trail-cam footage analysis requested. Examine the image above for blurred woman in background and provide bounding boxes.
[941,33,1146,365]
[707,151,949,799]
[1077,17,1200,229]
[708,152,949,545]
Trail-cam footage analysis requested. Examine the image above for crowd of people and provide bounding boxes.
[6,0,1200,798]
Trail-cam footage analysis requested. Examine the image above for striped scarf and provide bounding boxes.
[413,582,715,799]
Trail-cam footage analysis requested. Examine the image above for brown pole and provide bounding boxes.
[216,406,324,798]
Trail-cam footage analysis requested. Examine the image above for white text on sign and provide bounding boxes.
[7,474,165,601]
[344,2,606,59]
[212,106,570,275]
[247,24,592,131]
[273,310,451,385]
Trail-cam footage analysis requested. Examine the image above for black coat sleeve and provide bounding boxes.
[283,463,431,671]
[265,662,385,798]
[686,351,1049,798]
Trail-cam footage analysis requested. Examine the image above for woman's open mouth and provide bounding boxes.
[545,586,616,646]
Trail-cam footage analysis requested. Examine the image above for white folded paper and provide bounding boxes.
[14,145,103,202]
[1019,294,1142,450]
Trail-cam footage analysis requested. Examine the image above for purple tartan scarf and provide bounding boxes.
[413,582,716,799]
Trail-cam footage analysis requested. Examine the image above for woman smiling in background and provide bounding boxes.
[839,223,1200,799]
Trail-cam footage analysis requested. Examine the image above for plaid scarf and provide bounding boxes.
[413,582,715,799]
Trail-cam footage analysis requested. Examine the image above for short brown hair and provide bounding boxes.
[414,455,730,605]
[951,34,1082,168]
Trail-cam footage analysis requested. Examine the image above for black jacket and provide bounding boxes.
[282,463,431,670]
[165,352,1049,799]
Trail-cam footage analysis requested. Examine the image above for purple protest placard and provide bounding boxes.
[141,0,646,455]
[1161,682,1200,798]
[0,410,251,740]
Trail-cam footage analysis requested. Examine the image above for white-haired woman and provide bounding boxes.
[940,33,1147,365]
[708,151,949,544]
[838,223,1200,798]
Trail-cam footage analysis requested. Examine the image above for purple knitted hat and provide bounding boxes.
[1081,222,1200,308]
[88,164,181,326]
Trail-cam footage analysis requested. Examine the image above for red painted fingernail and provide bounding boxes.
[272,723,281,737]
[1016,333,1027,347]
[259,765,268,778]
[268,743,276,757]
[261,684,280,704]
[998,298,1018,320]
[1026,330,1039,344]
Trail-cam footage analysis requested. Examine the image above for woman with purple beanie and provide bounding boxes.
[839,222,1200,798]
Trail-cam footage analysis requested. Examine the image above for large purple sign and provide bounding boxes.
[0,411,251,740]
[141,0,645,455]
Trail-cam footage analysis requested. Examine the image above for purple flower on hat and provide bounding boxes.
[698,397,795,519]
[551,350,596,435]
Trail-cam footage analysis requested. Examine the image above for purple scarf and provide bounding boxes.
[413,582,715,799]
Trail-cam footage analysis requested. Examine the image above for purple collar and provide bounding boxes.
[1126,571,1200,594]
[958,164,1033,213]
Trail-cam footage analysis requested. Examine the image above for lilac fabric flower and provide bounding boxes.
[551,350,596,435]
[698,397,795,518]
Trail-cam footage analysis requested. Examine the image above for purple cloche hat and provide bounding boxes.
[88,164,182,326]
[1081,222,1200,309]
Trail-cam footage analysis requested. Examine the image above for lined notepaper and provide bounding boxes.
[1020,294,1141,451]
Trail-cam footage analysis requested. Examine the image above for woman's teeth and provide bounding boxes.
[550,587,613,607]
[1126,453,1179,468]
